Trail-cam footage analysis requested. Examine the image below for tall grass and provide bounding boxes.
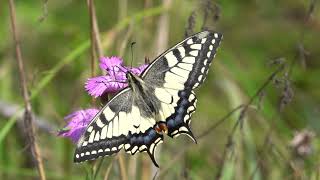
[0,0,319,179]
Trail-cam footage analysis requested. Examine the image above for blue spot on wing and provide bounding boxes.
[165,89,196,142]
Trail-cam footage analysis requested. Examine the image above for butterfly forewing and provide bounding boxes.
[74,88,163,166]
[142,31,222,139]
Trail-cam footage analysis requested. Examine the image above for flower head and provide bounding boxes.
[85,75,127,97]
[85,56,148,97]
[129,64,148,75]
[290,130,315,157]
[59,56,148,143]
[58,108,99,143]
[100,56,123,72]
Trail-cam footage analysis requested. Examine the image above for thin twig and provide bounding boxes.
[271,142,298,175]
[91,1,103,58]
[215,64,285,179]
[86,0,103,75]
[248,130,272,180]
[238,64,285,128]
[118,154,128,180]
[158,148,188,178]
[0,100,57,133]
[159,104,245,178]
[8,0,46,179]
[118,0,128,21]
[38,0,49,22]
[152,170,159,180]
[185,11,196,37]
[151,1,171,179]
[196,104,245,139]
[301,0,317,38]
[104,159,115,180]
[289,0,317,76]
[201,0,220,31]
[86,1,108,179]
[118,23,134,58]
[93,158,104,180]
[87,0,97,78]
[128,155,137,180]
[159,63,285,179]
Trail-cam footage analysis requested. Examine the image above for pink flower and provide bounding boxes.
[129,64,148,75]
[85,56,147,97]
[58,109,99,143]
[59,56,148,143]
[99,56,123,72]
[85,75,127,98]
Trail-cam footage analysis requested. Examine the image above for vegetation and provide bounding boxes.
[0,0,319,179]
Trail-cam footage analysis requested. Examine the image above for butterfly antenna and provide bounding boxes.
[114,65,127,74]
[130,42,136,69]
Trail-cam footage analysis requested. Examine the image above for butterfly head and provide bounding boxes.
[126,71,136,84]
[126,71,145,91]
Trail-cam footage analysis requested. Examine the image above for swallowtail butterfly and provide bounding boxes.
[74,31,222,167]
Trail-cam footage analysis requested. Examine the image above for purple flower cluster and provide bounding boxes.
[86,57,147,97]
[58,109,99,143]
[59,56,147,142]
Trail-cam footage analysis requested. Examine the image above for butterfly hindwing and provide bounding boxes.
[150,85,197,142]
[165,90,197,141]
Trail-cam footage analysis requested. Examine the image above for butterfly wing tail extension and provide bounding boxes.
[145,133,164,168]
[122,128,164,167]
[181,125,197,144]
[167,123,197,143]
[166,89,198,143]
[147,145,159,167]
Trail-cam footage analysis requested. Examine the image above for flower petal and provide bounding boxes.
[108,66,128,78]
[58,108,99,143]
[129,64,148,75]
[85,75,128,97]
[100,56,124,71]
[88,56,148,98]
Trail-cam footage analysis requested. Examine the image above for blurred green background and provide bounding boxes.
[0,0,319,179]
